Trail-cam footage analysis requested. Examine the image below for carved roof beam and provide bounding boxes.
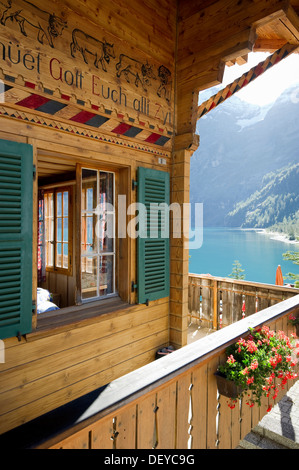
[197,42,299,120]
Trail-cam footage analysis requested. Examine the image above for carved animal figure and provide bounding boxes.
[116,54,156,91]
[157,65,171,103]
[70,29,115,71]
[0,0,67,48]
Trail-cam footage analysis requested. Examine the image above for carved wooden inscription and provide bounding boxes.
[0,0,173,128]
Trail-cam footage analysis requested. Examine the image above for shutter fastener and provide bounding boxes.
[131,281,138,293]
[132,180,138,190]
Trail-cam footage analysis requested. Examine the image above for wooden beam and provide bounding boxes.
[253,38,288,51]
[236,54,249,65]
[197,42,299,120]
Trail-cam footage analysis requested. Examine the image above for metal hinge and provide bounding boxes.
[33,164,36,181]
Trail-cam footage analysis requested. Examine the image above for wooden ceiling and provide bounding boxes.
[176,0,299,139]
[37,152,76,181]
[248,4,299,55]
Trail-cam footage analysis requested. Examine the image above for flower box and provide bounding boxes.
[214,372,243,399]
[215,326,298,410]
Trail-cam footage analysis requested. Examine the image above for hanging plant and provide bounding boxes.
[288,314,299,337]
[216,326,299,412]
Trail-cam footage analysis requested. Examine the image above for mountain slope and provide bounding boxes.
[225,164,299,228]
[190,84,299,227]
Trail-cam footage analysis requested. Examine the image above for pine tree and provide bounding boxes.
[228,260,245,280]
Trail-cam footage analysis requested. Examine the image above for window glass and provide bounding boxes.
[45,192,54,268]
[81,169,115,300]
[44,188,71,273]
[99,255,114,296]
[63,191,68,216]
[57,192,62,217]
[81,256,97,300]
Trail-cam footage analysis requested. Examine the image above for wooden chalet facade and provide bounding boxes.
[0,0,299,443]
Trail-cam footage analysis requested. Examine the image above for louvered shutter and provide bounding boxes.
[0,140,33,339]
[137,167,170,304]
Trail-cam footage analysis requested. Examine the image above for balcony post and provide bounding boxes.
[213,279,218,330]
[170,134,199,348]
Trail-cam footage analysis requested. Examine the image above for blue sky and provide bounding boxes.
[223,51,299,106]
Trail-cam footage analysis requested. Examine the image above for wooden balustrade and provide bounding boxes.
[32,294,299,450]
[188,274,299,330]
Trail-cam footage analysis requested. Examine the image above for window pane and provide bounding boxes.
[48,242,54,267]
[82,256,97,299]
[81,213,97,254]
[99,255,114,295]
[49,193,54,218]
[57,192,62,217]
[97,213,114,253]
[81,170,115,301]
[99,172,114,206]
[44,189,71,272]
[57,218,62,242]
[56,242,62,267]
[63,217,68,242]
[63,244,68,269]
[45,193,54,267]
[63,191,68,216]
[87,188,94,211]
[82,169,97,211]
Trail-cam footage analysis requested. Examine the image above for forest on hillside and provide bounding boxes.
[225,164,299,238]
[191,84,299,231]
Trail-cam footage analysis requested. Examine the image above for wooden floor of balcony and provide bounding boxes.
[188,323,214,343]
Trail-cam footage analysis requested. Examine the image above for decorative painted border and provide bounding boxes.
[0,103,171,158]
[0,76,173,150]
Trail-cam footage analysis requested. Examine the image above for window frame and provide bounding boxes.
[80,167,117,303]
[36,159,128,322]
[43,185,73,277]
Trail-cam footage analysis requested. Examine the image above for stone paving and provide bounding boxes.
[256,380,299,447]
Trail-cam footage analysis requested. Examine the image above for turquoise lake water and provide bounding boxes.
[188,227,299,285]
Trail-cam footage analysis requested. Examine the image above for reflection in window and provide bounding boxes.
[81,169,115,300]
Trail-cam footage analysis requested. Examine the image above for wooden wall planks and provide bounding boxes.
[0,297,169,434]
[0,97,171,435]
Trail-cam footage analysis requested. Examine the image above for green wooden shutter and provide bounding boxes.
[137,167,170,304]
[0,140,33,339]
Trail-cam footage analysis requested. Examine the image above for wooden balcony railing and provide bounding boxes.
[188,273,299,331]
[34,294,299,450]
